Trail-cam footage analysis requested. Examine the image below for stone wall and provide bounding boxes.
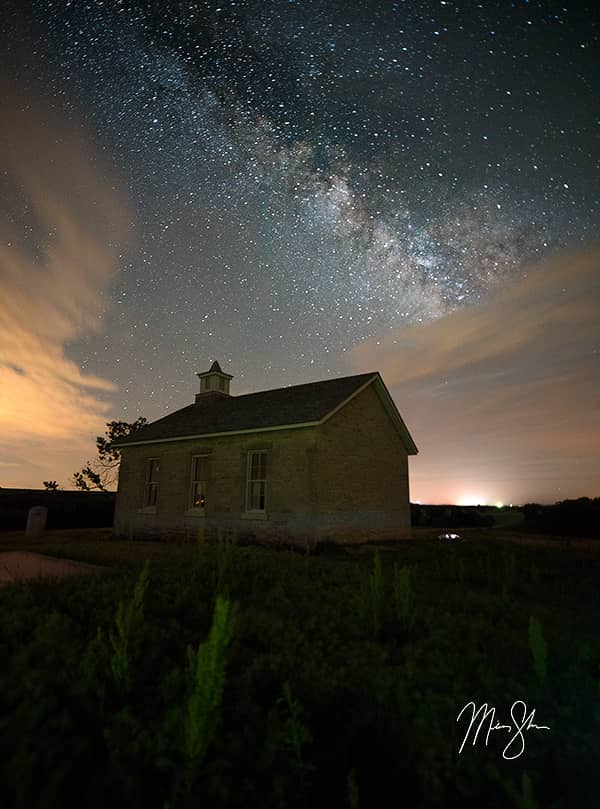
[313,382,412,542]
[113,427,318,544]
[114,381,413,545]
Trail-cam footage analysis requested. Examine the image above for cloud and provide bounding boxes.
[350,249,600,504]
[0,86,131,487]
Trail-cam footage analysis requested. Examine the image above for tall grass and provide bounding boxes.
[214,530,235,597]
[278,681,313,768]
[530,562,540,589]
[4,536,596,808]
[263,681,313,805]
[456,556,465,588]
[502,550,516,598]
[347,768,360,809]
[518,772,539,809]
[393,563,414,630]
[183,595,237,765]
[369,551,384,638]
[528,615,547,685]
[108,560,149,692]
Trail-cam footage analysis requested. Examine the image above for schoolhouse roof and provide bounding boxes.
[112,372,417,453]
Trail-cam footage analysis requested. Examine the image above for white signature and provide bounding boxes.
[457,700,550,759]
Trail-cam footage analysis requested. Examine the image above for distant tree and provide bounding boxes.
[73,417,147,492]
[43,480,60,491]
[523,503,542,521]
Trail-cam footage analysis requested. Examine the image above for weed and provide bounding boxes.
[504,771,539,809]
[214,531,235,597]
[502,551,516,598]
[528,615,547,685]
[518,772,539,809]
[347,768,360,809]
[108,560,149,692]
[80,626,108,704]
[393,563,414,630]
[456,556,465,588]
[369,550,384,638]
[183,595,237,765]
[530,562,540,589]
[278,681,313,768]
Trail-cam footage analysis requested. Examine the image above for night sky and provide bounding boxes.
[1,0,599,503]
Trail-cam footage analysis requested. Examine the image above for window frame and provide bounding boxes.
[143,457,160,508]
[189,454,209,512]
[245,450,267,513]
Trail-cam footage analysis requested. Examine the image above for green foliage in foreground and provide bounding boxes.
[367,550,384,638]
[528,615,548,686]
[393,563,414,630]
[1,537,600,809]
[183,596,237,765]
[109,560,150,692]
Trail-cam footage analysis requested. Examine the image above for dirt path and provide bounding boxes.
[0,551,108,587]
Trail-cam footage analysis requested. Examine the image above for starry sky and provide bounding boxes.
[1,0,599,503]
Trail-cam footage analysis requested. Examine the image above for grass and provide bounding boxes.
[108,560,150,693]
[0,528,599,808]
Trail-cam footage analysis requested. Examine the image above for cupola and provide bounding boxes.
[195,360,233,401]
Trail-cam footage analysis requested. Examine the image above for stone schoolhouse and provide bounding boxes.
[112,361,417,545]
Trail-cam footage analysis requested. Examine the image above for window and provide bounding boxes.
[143,458,159,507]
[190,455,209,510]
[246,450,267,512]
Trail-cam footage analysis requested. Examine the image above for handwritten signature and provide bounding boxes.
[457,701,550,759]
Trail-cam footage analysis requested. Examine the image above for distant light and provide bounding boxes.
[457,495,486,506]
[495,501,504,509]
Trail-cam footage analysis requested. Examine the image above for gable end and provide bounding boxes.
[319,373,418,455]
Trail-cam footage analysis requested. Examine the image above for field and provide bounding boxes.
[1,528,599,808]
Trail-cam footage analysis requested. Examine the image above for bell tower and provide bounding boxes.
[195,360,233,401]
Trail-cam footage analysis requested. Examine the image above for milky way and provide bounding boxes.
[2,0,598,417]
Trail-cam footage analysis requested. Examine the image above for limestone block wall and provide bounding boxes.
[312,383,412,542]
[113,427,318,543]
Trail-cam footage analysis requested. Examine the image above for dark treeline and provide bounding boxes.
[410,504,495,530]
[0,489,115,531]
[522,497,600,539]
[412,498,600,539]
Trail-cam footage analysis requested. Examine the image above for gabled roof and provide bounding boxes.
[113,372,418,453]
